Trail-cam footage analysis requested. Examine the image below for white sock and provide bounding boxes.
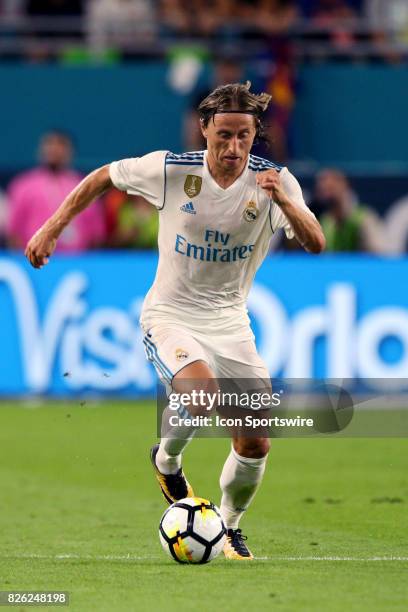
[220,446,268,529]
[156,405,197,475]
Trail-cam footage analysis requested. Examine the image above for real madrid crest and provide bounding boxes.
[184,175,202,198]
[175,348,189,361]
[243,201,259,222]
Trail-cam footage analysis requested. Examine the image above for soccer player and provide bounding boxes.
[25,82,325,560]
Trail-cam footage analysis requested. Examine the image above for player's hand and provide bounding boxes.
[25,228,57,269]
[256,169,289,207]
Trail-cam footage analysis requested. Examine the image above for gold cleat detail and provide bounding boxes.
[223,529,254,560]
[150,444,194,504]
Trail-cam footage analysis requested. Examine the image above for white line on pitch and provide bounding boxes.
[0,553,156,561]
[255,556,408,561]
[1,553,408,562]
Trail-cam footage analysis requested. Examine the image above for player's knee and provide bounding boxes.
[174,365,220,417]
[191,377,220,416]
[233,437,270,458]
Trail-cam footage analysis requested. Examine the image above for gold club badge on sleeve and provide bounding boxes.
[184,175,202,198]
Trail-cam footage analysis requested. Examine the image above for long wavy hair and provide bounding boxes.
[198,81,272,142]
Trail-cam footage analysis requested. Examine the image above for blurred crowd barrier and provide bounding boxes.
[0,252,407,397]
[0,0,407,63]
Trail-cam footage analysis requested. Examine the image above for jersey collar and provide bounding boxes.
[203,150,249,196]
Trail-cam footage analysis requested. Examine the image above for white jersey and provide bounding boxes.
[109,150,313,326]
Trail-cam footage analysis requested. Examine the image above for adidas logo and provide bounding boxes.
[180,201,196,215]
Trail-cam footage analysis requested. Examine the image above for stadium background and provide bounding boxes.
[1,0,408,396]
[0,3,408,611]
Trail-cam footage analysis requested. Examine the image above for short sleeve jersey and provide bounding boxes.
[110,150,314,322]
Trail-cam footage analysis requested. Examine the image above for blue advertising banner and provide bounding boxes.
[1,253,407,396]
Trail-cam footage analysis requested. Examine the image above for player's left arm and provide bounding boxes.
[256,168,326,254]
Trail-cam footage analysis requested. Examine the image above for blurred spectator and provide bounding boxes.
[206,0,244,40]
[183,57,244,151]
[312,0,358,21]
[6,131,105,252]
[104,190,158,249]
[248,0,299,36]
[87,0,156,54]
[310,169,385,252]
[159,0,238,39]
[1,0,25,16]
[158,0,191,37]
[260,44,296,163]
[247,1,299,162]
[303,0,358,57]
[190,0,232,38]
[364,0,408,62]
[365,0,408,34]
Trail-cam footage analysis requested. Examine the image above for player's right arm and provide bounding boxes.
[26,151,166,268]
[25,165,112,269]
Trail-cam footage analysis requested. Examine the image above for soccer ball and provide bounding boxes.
[159,497,226,564]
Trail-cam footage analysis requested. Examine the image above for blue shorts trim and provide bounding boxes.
[143,335,173,383]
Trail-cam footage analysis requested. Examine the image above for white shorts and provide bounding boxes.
[141,319,270,387]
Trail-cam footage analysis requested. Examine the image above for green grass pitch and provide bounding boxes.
[0,400,407,611]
